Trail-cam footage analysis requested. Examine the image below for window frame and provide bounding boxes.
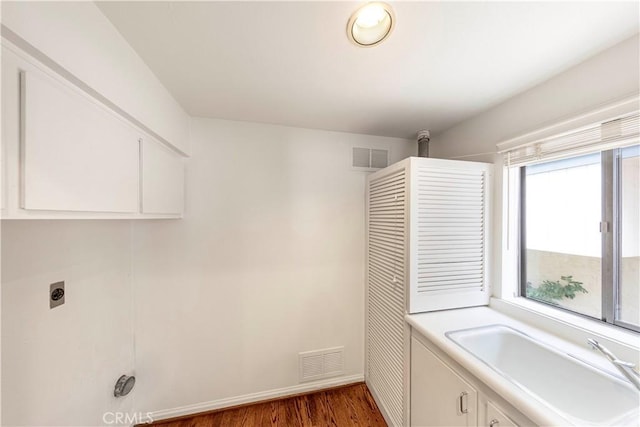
[518,147,639,333]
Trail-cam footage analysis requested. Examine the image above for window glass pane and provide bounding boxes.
[618,145,640,327]
[524,153,602,319]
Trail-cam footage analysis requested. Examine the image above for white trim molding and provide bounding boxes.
[147,374,364,422]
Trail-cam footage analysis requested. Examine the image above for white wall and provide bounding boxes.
[430,34,639,162]
[0,1,190,154]
[1,221,134,426]
[0,120,413,423]
[429,34,640,297]
[131,118,415,414]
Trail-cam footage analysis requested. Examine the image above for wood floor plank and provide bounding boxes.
[269,401,279,426]
[219,406,247,426]
[326,387,359,426]
[346,383,387,426]
[146,382,386,427]
[247,402,271,427]
[317,391,340,427]
[207,411,224,427]
[295,390,326,427]
[278,393,305,427]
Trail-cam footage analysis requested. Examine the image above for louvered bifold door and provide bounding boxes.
[366,165,407,427]
[408,158,492,313]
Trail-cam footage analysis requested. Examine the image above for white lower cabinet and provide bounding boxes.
[411,336,478,427]
[411,332,529,427]
[485,401,518,427]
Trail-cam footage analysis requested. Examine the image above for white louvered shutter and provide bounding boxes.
[366,164,407,427]
[365,157,491,426]
[409,158,492,313]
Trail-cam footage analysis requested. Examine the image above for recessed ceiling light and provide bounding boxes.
[347,2,395,47]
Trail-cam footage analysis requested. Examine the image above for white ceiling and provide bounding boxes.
[97,1,639,139]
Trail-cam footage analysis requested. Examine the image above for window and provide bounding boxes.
[520,145,639,331]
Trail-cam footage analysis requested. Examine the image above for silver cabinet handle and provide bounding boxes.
[458,391,468,414]
[489,419,500,427]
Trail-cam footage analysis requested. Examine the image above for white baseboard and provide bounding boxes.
[148,374,365,422]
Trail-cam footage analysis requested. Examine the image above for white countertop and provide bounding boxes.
[406,306,639,426]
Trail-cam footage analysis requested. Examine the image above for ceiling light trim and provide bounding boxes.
[347,2,396,48]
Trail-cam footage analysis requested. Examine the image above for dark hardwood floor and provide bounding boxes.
[149,382,387,427]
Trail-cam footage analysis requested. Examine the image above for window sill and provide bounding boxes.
[490,297,640,359]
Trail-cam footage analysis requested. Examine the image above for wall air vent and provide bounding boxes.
[353,147,388,170]
[298,346,344,382]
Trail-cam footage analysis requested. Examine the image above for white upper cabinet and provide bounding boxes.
[408,158,492,313]
[366,157,492,315]
[141,137,184,215]
[1,41,186,219]
[2,1,190,155]
[22,70,139,213]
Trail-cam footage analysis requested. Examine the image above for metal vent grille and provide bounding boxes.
[353,147,389,169]
[300,354,323,381]
[367,168,406,427]
[371,149,389,168]
[323,350,343,375]
[353,147,371,168]
[299,347,344,382]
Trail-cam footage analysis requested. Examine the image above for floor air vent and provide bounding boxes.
[299,346,344,382]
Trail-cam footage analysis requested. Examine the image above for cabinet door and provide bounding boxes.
[22,71,139,213]
[141,137,184,215]
[486,402,518,427]
[408,158,492,313]
[411,337,478,427]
